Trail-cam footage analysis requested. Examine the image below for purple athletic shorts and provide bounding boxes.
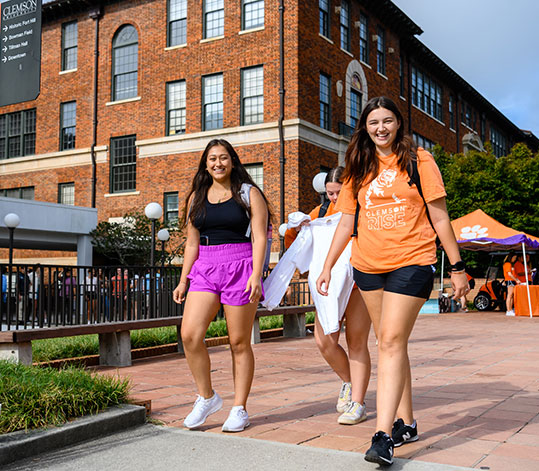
[187,243,264,306]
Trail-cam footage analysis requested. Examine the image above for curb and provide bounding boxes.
[0,404,146,467]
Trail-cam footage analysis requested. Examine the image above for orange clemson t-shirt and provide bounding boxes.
[335,148,446,273]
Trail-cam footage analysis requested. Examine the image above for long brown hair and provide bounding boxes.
[342,96,417,197]
[183,139,272,226]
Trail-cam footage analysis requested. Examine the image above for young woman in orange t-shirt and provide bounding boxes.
[316,97,468,466]
[285,167,372,425]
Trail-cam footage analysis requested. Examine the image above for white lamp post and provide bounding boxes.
[4,213,20,266]
[157,229,170,267]
[145,203,163,266]
[312,172,328,204]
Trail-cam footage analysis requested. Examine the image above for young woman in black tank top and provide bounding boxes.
[173,139,271,433]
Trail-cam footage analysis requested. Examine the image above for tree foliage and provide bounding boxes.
[90,210,185,266]
[431,143,539,276]
[433,143,539,237]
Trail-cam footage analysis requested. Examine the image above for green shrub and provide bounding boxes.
[0,361,130,433]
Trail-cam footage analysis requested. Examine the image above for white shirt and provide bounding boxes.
[263,212,354,335]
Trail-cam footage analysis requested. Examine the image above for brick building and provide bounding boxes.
[1,0,537,263]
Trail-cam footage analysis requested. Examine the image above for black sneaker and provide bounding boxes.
[392,418,418,447]
[364,431,394,466]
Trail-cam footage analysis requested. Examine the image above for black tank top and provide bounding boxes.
[194,197,251,245]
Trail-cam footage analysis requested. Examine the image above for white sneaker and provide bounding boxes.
[338,401,367,425]
[336,382,352,413]
[222,405,250,432]
[506,310,515,316]
[183,391,223,429]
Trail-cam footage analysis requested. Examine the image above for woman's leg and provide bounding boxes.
[344,288,371,404]
[223,302,258,407]
[314,315,349,382]
[506,285,514,311]
[361,289,424,434]
[181,291,221,398]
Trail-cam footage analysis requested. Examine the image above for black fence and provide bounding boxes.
[0,263,312,331]
[0,264,183,330]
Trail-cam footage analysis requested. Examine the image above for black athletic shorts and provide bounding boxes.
[353,265,435,300]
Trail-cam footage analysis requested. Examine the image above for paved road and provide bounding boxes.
[7,424,473,471]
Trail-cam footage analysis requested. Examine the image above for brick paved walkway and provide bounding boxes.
[96,312,539,471]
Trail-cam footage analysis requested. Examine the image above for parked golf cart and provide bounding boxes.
[473,255,507,311]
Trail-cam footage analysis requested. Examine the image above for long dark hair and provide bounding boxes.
[342,96,417,197]
[183,139,272,225]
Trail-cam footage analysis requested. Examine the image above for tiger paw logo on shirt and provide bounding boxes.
[365,168,406,230]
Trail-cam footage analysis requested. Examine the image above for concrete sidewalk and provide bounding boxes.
[93,311,539,471]
[6,424,474,471]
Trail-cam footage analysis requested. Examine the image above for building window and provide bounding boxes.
[461,100,472,128]
[241,66,264,125]
[112,25,138,101]
[60,101,76,150]
[245,163,263,190]
[242,0,264,30]
[320,72,330,130]
[449,95,455,130]
[166,80,186,135]
[413,132,435,151]
[203,0,224,39]
[490,127,507,158]
[411,66,443,121]
[202,74,223,130]
[0,186,34,199]
[110,135,137,193]
[58,182,75,205]
[350,88,362,129]
[340,1,350,51]
[376,26,385,75]
[0,109,36,159]
[164,192,179,223]
[480,115,486,142]
[168,0,187,47]
[61,21,77,71]
[319,0,329,38]
[359,14,368,63]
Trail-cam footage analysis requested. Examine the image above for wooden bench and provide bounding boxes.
[0,317,183,367]
[251,305,315,344]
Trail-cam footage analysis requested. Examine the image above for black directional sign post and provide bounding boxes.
[0,0,42,107]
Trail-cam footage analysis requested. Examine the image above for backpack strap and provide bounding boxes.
[407,155,437,236]
[239,183,253,236]
[318,199,331,218]
[351,201,360,238]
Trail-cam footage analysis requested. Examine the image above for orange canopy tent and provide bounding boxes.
[451,209,539,251]
[450,209,539,317]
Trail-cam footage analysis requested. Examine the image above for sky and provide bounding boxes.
[392,0,539,138]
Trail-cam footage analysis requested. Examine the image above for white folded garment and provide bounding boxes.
[262,212,355,335]
[286,211,311,229]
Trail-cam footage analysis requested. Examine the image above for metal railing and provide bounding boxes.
[0,263,312,331]
[0,264,183,331]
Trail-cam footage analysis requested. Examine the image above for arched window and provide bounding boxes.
[345,60,368,130]
[350,74,362,129]
[112,25,138,101]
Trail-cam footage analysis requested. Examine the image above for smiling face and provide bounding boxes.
[365,107,401,155]
[325,181,342,204]
[206,144,233,183]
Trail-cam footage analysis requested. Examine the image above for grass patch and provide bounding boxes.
[32,311,316,363]
[0,360,130,434]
